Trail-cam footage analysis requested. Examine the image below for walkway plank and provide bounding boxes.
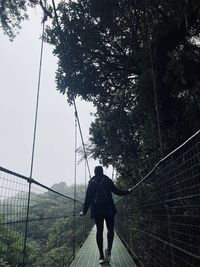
[70,226,137,267]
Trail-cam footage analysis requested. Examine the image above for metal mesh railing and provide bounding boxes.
[0,167,93,267]
[115,130,200,267]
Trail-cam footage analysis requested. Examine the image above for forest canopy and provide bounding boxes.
[46,0,200,184]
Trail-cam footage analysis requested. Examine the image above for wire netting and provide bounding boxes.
[0,168,93,267]
[0,170,29,266]
[115,130,200,267]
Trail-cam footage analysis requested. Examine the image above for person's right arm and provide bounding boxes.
[109,179,131,196]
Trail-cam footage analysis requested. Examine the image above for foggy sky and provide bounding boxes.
[0,7,111,187]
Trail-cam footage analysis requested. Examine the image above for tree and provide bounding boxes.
[46,0,200,182]
[0,0,37,39]
[0,183,88,266]
[3,0,199,181]
[0,0,53,40]
[0,216,24,266]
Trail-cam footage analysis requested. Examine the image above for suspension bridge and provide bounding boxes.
[1,1,200,267]
[1,129,200,266]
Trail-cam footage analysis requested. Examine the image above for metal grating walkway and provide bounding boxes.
[70,226,137,267]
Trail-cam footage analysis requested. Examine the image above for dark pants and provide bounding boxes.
[94,214,115,258]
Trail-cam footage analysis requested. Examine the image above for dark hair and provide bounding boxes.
[94,166,103,175]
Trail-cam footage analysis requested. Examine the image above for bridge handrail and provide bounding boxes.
[0,165,93,266]
[115,129,200,267]
[0,165,82,204]
[131,129,200,192]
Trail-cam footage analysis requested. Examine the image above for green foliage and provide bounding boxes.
[0,183,89,267]
[45,0,139,102]
[0,0,53,40]
[27,218,74,267]
[0,216,24,266]
[0,258,10,267]
[46,0,200,185]
[0,0,39,40]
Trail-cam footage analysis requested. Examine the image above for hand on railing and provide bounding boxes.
[128,187,133,193]
[80,211,85,217]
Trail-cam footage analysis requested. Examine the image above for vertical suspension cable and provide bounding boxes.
[112,13,135,179]
[51,0,91,179]
[84,159,87,192]
[73,112,78,257]
[73,103,91,179]
[30,20,45,178]
[22,13,46,267]
[22,182,31,266]
[83,159,87,237]
[144,0,163,158]
[149,49,163,157]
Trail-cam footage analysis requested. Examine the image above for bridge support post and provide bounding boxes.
[21,181,32,267]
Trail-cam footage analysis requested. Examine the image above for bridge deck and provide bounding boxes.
[70,226,137,267]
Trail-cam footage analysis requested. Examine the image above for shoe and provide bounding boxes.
[99,257,105,264]
[104,249,111,263]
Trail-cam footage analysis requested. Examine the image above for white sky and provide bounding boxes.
[0,7,112,187]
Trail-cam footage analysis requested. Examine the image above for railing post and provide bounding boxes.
[73,112,78,258]
[73,199,76,258]
[21,181,32,267]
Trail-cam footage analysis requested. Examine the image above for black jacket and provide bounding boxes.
[82,174,130,218]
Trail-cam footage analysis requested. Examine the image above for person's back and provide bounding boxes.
[80,166,132,264]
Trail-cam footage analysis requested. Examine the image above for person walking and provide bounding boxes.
[80,166,132,264]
